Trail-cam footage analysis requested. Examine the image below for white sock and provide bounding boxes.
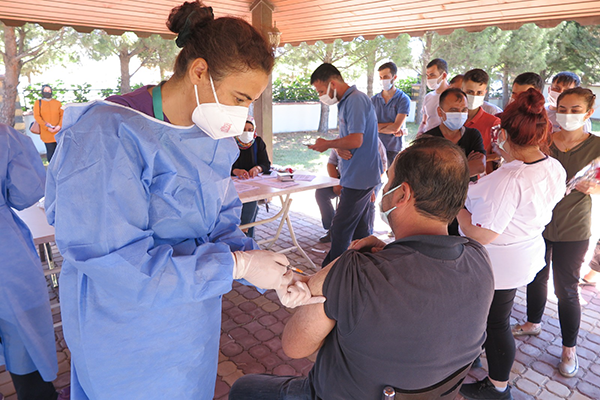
[494,385,508,392]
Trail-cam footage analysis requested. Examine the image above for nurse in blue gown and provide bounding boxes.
[44,1,320,399]
[0,124,60,400]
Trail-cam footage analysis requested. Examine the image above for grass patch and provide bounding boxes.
[273,122,420,173]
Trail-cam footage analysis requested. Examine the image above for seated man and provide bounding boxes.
[230,136,495,400]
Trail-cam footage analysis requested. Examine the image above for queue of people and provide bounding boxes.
[2,2,600,398]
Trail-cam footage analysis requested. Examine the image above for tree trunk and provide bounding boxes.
[501,65,510,108]
[0,27,23,127]
[366,52,375,98]
[318,102,330,133]
[119,49,132,94]
[415,32,433,128]
[317,46,335,133]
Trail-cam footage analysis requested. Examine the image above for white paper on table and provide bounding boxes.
[232,173,271,182]
[233,181,260,193]
[260,179,300,189]
[293,174,316,182]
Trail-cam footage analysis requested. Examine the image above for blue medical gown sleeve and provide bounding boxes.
[45,104,257,306]
[5,127,45,209]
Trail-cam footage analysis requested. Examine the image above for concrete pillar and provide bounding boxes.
[250,0,274,160]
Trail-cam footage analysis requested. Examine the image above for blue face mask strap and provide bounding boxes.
[152,81,166,121]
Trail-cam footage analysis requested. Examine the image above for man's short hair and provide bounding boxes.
[426,58,448,74]
[552,71,581,87]
[449,74,464,86]
[463,69,489,86]
[378,61,398,76]
[439,88,467,108]
[389,136,469,224]
[310,63,343,84]
[513,72,544,91]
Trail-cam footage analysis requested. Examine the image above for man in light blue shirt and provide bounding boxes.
[371,61,411,165]
[308,63,382,266]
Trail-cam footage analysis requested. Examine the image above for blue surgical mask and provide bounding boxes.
[442,111,468,131]
[379,184,402,226]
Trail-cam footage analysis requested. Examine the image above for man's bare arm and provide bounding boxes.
[281,259,337,359]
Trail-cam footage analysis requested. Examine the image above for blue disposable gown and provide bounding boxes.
[45,101,257,400]
[0,124,57,380]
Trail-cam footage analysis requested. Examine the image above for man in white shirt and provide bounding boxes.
[546,71,592,133]
[417,58,449,135]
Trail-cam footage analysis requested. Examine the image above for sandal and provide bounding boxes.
[512,323,541,336]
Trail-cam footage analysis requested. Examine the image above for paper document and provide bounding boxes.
[233,182,260,193]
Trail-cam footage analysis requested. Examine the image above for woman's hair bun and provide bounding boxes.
[514,88,545,115]
[167,1,214,36]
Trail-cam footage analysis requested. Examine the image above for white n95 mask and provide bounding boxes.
[319,82,338,106]
[556,113,587,132]
[192,75,248,140]
[467,95,485,110]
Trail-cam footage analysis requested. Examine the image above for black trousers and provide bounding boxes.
[485,289,517,382]
[44,142,57,163]
[526,239,589,347]
[0,338,57,400]
[322,186,374,267]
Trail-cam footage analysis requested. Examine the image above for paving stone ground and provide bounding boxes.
[1,191,599,400]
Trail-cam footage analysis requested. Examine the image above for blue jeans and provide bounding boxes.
[322,186,374,267]
[240,201,259,238]
[315,187,338,230]
[229,374,313,400]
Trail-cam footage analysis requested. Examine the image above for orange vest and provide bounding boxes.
[33,99,63,143]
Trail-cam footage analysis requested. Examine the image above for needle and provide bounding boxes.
[287,265,309,276]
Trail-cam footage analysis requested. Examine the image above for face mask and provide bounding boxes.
[442,112,468,131]
[556,113,587,132]
[239,130,255,144]
[42,92,52,99]
[319,82,338,106]
[381,79,394,91]
[379,184,402,226]
[427,76,442,90]
[467,94,485,110]
[191,75,249,140]
[547,90,560,108]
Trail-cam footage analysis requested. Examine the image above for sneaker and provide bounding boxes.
[558,353,578,378]
[319,232,331,243]
[460,377,513,400]
[511,323,541,336]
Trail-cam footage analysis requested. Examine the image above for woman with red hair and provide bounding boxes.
[457,88,567,400]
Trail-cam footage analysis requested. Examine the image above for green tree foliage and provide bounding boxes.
[138,35,180,81]
[350,34,412,97]
[80,31,153,94]
[497,24,549,106]
[272,76,317,102]
[433,27,505,78]
[0,23,78,126]
[544,22,600,85]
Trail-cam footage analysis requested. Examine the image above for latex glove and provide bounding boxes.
[232,250,290,290]
[276,279,326,308]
